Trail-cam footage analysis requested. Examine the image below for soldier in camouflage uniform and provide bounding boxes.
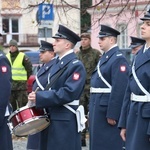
[0,34,4,51]
[6,39,32,111]
[76,33,101,146]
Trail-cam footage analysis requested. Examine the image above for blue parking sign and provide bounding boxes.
[38,4,54,20]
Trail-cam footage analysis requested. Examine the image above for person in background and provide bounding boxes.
[28,24,86,150]
[129,36,145,55]
[0,33,4,51]
[6,39,32,111]
[76,32,101,146]
[74,40,80,53]
[0,48,13,150]
[89,24,129,150]
[27,40,56,150]
[118,7,150,150]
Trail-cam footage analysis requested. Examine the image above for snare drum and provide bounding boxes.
[8,106,50,137]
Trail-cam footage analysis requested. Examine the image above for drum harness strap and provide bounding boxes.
[44,60,87,132]
[131,60,150,102]
[90,61,112,94]
[35,73,45,91]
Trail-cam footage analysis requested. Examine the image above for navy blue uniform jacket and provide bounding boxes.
[27,59,56,150]
[0,51,12,150]
[118,46,150,150]
[89,46,129,150]
[36,52,86,150]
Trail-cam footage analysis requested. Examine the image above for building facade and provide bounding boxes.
[88,0,150,50]
[0,0,80,48]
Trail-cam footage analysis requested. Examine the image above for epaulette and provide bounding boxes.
[72,60,79,64]
[116,53,123,56]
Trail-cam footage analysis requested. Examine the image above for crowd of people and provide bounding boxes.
[1,7,150,150]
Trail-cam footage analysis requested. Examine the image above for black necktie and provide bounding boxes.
[55,57,60,64]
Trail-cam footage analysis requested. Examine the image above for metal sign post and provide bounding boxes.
[44,27,47,41]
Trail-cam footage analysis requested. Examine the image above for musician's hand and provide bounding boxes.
[120,128,126,141]
[28,91,36,103]
[107,118,116,126]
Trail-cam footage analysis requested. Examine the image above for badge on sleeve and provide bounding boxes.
[73,72,80,80]
[1,66,7,73]
[120,65,126,72]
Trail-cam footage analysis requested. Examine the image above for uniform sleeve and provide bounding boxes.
[23,55,32,79]
[0,56,11,126]
[118,82,131,129]
[106,57,129,121]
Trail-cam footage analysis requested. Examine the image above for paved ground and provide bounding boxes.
[13,138,27,150]
[13,137,89,150]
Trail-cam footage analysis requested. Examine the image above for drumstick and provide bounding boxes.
[34,87,39,93]
[27,87,39,107]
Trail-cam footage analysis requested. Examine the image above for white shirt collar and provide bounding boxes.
[143,44,150,53]
[59,49,74,60]
[105,44,117,53]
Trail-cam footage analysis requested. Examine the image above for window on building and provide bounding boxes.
[2,18,19,43]
[2,18,19,33]
[2,19,9,33]
[117,24,128,48]
[12,19,19,33]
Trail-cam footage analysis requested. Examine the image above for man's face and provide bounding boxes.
[131,45,142,55]
[98,36,113,52]
[39,51,54,63]
[81,37,90,49]
[141,20,150,39]
[53,38,70,56]
[9,45,17,52]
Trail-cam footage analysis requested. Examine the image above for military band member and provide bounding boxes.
[28,25,86,150]
[118,8,150,150]
[0,50,13,150]
[89,25,129,150]
[27,40,56,150]
[129,36,145,55]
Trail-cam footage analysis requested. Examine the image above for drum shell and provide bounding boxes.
[8,106,50,136]
[9,107,46,126]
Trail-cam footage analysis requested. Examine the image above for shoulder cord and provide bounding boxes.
[35,73,44,91]
[97,61,112,89]
[132,60,150,96]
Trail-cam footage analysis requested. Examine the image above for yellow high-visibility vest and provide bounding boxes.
[6,52,27,80]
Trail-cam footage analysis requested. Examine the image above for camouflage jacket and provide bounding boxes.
[76,46,101,90]
[8,50,32,90]
[0,45,3,51]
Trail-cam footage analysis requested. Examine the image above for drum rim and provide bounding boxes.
[8,105,36,121]
[13,116,50,136]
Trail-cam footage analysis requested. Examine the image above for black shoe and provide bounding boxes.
[82,139,86,147]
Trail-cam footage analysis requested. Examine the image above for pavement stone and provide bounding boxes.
[13,139,27,150]
[13,137,89,150]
